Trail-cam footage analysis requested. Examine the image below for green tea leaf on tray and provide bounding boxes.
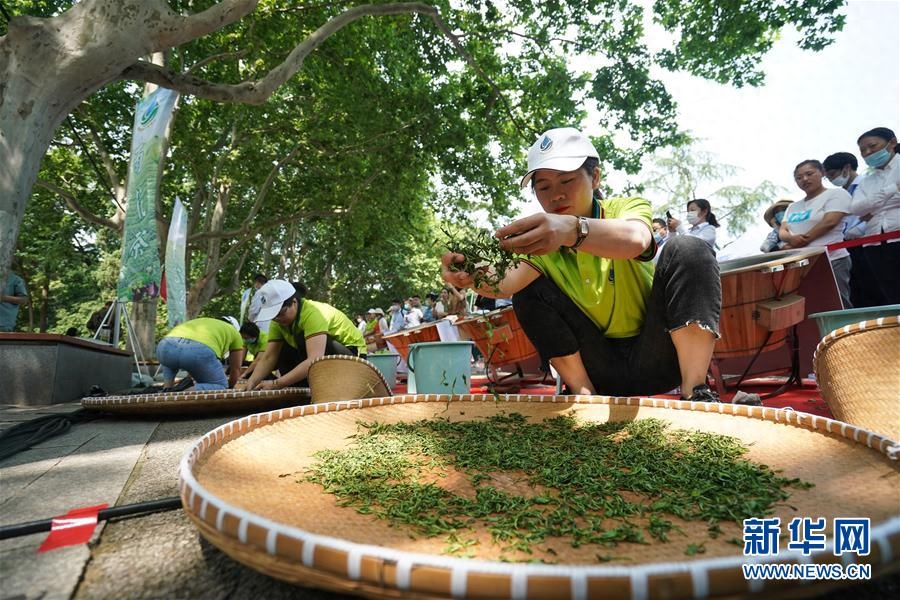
[302,414,813,563]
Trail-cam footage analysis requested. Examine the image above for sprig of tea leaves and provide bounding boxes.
[442,225,522,292]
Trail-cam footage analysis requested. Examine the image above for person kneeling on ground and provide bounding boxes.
[441,127,722,401]
[242,280,367,391]
[156,317,245,391]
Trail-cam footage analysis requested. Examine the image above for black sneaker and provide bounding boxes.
[683,384,721,403]
[164,376,195,393]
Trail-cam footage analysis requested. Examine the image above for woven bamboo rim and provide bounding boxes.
[307,355,392,404]
[180,394,900,599]
[81,387,311,416]
[814,316,900,441]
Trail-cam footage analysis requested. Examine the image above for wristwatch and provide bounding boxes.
[569,216,589,249]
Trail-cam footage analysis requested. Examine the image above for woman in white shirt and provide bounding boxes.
[850,126,900,305]
[666,198,719,251]
[780,159,852,308]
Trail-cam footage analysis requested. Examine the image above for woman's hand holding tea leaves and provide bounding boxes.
[497,213,575,255]
[442,226,522,293]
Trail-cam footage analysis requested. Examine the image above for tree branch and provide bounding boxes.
[155,0,261,49]
[422,12,527,134]
[185,48,251,75]
[189,207,338,242]
[219,250,249,298]
[124,2,528,136]
[70,110,127,218]
[34,179,119,231]
[123,3,438,106]
[460,27,581,48]
[241,143,302,228]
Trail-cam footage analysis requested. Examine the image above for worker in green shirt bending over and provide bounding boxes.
[244,280,366,391]
[156,317,245,391]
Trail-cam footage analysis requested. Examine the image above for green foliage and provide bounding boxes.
[14,179,102,332]
[653,0,846,86]
[713,181,786,236]
[442,223,522,292]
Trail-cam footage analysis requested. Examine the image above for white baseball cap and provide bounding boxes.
[221,316,240,331]
[253,279,297,323]
[520,127,600,188]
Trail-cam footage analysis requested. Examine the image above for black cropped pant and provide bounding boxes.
[276,336,364,387]
[512,236,721,396]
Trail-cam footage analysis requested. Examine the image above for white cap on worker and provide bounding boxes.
[520,127,599,188]
[253,280,297,324]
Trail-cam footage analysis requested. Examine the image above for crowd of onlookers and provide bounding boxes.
[644,126,899,310]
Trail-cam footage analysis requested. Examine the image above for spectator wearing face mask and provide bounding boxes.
[667,198,720,251]
[387,299,406,334]
[823,152,867,240]
[848,126,900,305]
[404,296,424,328]
[651,218,669,263]
[823,151,872,307]
[760,199,793,253]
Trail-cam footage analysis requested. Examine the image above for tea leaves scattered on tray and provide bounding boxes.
[302,413,812,563]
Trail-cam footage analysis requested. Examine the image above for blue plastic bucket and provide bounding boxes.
[367,353,401,388]
[407,341,474,395]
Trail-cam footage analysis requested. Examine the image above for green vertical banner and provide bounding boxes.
[165,196,188,328]
[117,88,178,301]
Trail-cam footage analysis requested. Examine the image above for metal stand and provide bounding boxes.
[484,360,526,388]
[709,324,803,400]
[483,349,542,393]
[91,300,147,379]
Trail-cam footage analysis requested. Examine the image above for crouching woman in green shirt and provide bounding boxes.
[442,128,722,402]
[244,280,366,391]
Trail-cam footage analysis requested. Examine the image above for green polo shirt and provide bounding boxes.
[268,299,366,354]
[166,317,245,358]
[524,196,655,338]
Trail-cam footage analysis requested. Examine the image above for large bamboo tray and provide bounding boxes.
[81,387,311,416]
[179,394,900,599]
